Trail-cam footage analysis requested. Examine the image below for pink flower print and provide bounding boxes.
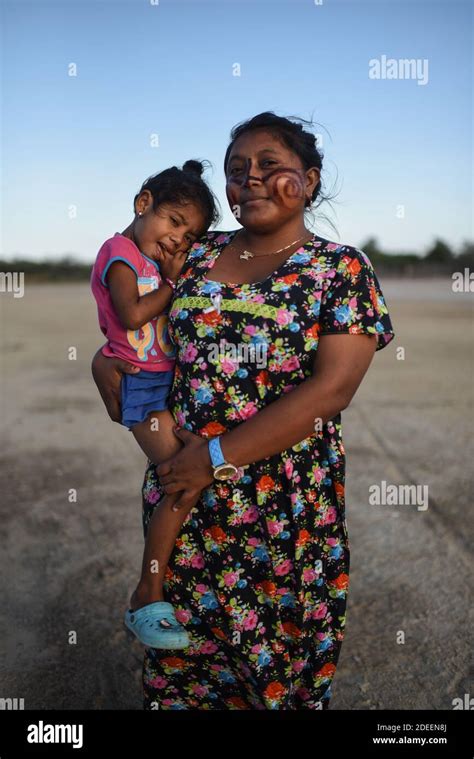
[243,610,258,630]
[326,538,338,547]
[191,554,205,569]
[242,504,259,523]
[296,686,311,701]
[281,355,300,372]
[248,537,260,547]
[223,571,239,587]
[183,343,198,363]
[312,466,326,484]
[195,583,208,593]
[276,309,293,326]
[266,519,283,536]
[284,459,294,479]
[175,608,192,624]
[147,675,168,688]
[325,243,340,251]
[322,506,337,525]
[244,325,257,335]
[239,402,258,420]
[215,234,228,244]
[190,378,200,389]
[191,684,208,697]
[221,357,238,375]
[146,488,161,504]
[292,660,306,674]
[303,568,317,583]
[313,603,328,620]
[275,559,293,576]
[200,641,219,654]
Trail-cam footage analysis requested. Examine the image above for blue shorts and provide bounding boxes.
[120,369,174,430]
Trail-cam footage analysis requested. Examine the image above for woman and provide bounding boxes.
[92,112,395,710]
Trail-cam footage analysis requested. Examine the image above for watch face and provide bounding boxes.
[214,464,238,481]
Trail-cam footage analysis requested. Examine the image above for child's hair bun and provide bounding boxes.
[134,158,221,230]
[182,159,205,177]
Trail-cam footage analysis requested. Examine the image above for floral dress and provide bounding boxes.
[140,230,395,710]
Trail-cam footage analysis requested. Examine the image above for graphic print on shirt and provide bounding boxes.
[126,276,176,362]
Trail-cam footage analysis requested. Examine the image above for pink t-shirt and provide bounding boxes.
[91,233,177,371]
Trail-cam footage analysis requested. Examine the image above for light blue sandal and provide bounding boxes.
[124,601,190,649]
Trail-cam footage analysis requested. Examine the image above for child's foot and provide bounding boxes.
[129,586,163,612]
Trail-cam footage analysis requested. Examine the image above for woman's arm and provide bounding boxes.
[220,332,377,467]
[158,333,378,508]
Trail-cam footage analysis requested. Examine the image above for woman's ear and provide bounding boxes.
[305,167,320,201]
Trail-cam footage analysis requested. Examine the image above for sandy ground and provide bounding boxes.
[0,279,472,710]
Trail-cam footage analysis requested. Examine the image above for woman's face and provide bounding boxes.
[225,128,320,233]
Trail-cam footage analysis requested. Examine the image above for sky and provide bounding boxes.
[0,0,472,262]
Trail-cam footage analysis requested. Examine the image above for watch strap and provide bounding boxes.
[208,436,225,468]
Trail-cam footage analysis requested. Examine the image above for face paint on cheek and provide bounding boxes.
[262,167,306,208]
[225,181,242,219]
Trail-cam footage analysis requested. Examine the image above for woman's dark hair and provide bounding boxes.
[134,159,221,231]
[223,111,337,231]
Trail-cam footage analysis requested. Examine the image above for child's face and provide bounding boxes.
[134,193,205,259]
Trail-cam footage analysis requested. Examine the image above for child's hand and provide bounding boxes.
[159,247,188,283]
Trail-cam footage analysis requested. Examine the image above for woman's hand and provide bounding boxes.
[156,427,215,510]
[91,348,139,422]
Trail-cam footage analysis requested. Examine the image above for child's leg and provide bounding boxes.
[129,409,199,611]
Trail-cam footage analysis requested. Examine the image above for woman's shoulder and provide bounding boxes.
[195,229,233,246]
[309,234,380,278]
[313,235,372,267]
[186,229,233,262]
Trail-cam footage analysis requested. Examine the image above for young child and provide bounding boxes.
[91,160,220,649]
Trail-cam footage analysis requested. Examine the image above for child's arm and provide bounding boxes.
[106,261,174,330]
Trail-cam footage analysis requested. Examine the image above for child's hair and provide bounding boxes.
[133,159,221,232]
[223,111,338,231]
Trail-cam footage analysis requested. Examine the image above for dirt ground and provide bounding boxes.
[0,278,472,709]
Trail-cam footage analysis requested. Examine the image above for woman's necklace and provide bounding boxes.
[228,230,313,261]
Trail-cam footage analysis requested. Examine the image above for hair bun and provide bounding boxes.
[182,159,204,178]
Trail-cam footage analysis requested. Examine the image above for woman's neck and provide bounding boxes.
[236,219,311,253]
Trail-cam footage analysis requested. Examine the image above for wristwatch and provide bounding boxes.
[208,436,239,481]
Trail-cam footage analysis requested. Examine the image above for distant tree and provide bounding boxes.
[360,237,383,259]
[456,241,474,268]
[424,239,454,263]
